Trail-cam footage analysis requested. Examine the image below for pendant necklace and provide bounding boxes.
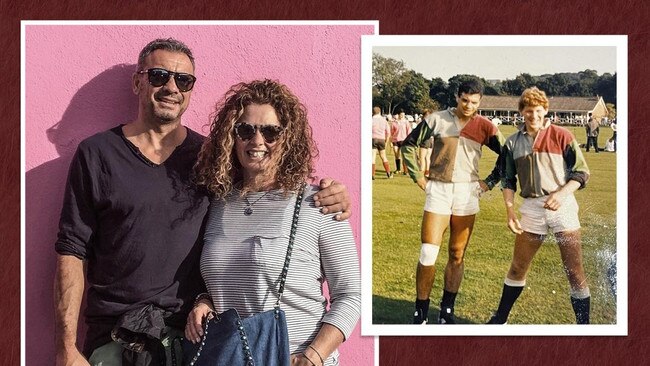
[243,191,271,216]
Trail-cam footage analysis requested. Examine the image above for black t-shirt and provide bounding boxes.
[55,125,209,353]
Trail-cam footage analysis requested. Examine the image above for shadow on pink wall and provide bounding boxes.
[25,64,137,364]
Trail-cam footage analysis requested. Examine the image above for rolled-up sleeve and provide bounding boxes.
[564,139,590,189]
[54,143,97,260]
[483,131,506,190]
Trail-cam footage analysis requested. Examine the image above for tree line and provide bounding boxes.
[372,53,617,116]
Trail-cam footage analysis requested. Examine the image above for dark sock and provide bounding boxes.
[414,298,430,323]
[571,296,590,324]
[494,284,524,323]
[395,159,401,171]
[440,290,457,309]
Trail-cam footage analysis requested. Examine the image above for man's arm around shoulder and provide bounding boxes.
[314,178,352,221]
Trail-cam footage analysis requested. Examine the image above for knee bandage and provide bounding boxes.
[419,243,440,266]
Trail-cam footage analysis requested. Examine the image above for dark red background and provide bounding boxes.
[2,0,648,364]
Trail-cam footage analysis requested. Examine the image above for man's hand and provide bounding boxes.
[185,300,214,343]
[478,180,489,193]
[502,188,522,235]
[314,178,351,221]
[416,177,427,191]
[545,180,580,211]
[543,191,564,211]
[506,210,524,235]
[55,347,90,366]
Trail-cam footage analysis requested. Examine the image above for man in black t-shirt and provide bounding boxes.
[53,38,352,366]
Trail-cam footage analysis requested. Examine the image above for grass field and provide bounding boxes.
[372,124,618,325]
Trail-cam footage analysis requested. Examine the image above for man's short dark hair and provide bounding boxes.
[457,79,484,97]
[137,38,195,70]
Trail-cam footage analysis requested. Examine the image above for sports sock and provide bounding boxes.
[395,159,401,172]
[414,298,430,323]
[570,296,590,324]
[493,281,525,323]
[372,164,376,177]
[440,289,457,309]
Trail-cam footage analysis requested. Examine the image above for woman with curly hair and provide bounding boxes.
[185,79,360,365]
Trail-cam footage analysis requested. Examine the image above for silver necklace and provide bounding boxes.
[243,191,271,216]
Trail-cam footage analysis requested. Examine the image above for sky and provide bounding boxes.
[373,46,617,81]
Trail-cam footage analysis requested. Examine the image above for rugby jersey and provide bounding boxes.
[391,118,411,142]
[401,108,504,188]
[201,185,360,366]
[372,114,390,140]
[502,122,590,198]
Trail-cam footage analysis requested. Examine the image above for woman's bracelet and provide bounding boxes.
[307,345,325,365]
[193,292,212,308]
[301,352,317,366]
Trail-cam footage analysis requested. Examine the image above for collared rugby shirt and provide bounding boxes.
[502,122,590,198]
[401,108,504,188]
[391,118,411,142]
[372,114,390,140]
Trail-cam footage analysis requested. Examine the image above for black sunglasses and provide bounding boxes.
[137,68,197,92]
[234,122,284,143]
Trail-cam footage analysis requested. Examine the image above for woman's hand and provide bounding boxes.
[185,299,214,343]
[290,353,321,366]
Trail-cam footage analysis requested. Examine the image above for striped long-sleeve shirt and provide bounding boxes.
[201,185,360,366]
[401,108,505,189]
[502,122,590,198]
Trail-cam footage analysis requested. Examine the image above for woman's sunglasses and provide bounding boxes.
[234,122,284,143]
[137,68,197,92]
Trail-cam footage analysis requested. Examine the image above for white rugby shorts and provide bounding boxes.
[424,180,481,216]
[519,194,581,235]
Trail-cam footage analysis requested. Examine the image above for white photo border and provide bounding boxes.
[360,34,628,337]
[21,19,380,366]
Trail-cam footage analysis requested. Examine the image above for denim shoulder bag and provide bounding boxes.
[183,185,305,366]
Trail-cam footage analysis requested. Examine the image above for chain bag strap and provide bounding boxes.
[274,183,305,311]
[186,184,306,366]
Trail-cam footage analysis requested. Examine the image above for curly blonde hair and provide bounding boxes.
[194,79,318,199]
[518,87,549,111]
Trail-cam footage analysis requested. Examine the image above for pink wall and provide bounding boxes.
[24,23,373,365]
